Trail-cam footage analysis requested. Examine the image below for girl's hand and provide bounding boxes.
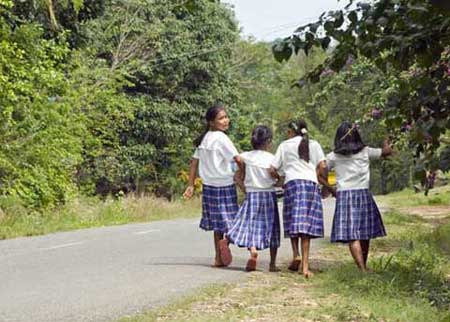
[269,166,281,180]
[330,187,337,198]
[382,138,394,157]
[183,186,194,199]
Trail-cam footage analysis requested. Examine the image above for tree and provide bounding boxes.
[0,8,84,207]
[10,0,104,46]
[273,0,450,180]
[73,0,241,196]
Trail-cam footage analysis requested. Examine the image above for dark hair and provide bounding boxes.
[251,125,273,150]
[194,103,225,147]
[333,121,366,155]
[288,120,310,162]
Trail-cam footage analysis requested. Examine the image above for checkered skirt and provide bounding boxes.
[283,179,324,238]
[200,184,238,233]
[331,189,386,242]
[227,191,281,250]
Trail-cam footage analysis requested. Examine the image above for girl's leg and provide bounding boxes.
[269,247,280,272]
[361,239,370,266]
[290,237,300,258]
[213,232,224,266]
[301,237,313,278]
[288,237,302,271]
[245,246,258,271]
[349,240,367,271]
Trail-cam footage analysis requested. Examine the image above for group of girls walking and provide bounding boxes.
[184,103,392,276]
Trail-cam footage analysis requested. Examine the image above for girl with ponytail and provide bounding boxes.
[226,125,281,272]
[270,120,326,278]
[183,103,240,268]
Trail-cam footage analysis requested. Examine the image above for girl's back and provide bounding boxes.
[240,150,276,192]
[274,136,324,184]
[327,146,381,191]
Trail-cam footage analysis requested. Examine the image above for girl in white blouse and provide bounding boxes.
[183,104,240,268]
[271,120,327,278]
[227,125,281,272]
[327,121,392,271]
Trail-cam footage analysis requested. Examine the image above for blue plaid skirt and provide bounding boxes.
[283,179,324,238]
[227,191,280,250]
[331,189,386,243]
[200,184,238,233]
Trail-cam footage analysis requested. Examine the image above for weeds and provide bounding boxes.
[0,195,201,239]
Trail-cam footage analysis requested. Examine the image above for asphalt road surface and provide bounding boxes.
[0,198,335,322]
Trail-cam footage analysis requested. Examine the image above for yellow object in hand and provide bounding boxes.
[328,171,336,186]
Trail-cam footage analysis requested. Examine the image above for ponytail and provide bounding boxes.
[298,129,310,163]
[194,128,209,147]
[193,103,225,147]
[289,120,310,162]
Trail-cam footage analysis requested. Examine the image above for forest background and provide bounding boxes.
[0,0,449,235]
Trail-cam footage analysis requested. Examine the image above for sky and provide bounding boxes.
[223,0,347,41]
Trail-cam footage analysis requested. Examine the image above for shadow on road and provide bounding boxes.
[145,257,265,272]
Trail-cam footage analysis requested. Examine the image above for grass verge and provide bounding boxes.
[0,195,201,239]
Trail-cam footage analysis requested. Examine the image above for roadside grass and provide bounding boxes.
[377,185,450,208]
[0,195,201,240]
[120,188,450,322]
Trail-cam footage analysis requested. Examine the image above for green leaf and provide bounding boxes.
[324,20,335,33]
[333,11,344,28]
[272,41,293,63]
[348,11,358,24]
[321,37,331,50]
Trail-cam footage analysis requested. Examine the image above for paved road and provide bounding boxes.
[0,199,335,322]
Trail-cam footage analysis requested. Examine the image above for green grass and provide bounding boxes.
[382,210,426,225]
[376,185,450,208]
[0,195,201,239]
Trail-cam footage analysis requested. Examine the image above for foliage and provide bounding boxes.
[273,0,450,176]
[2,0,447,211]
[0,16,83,207]
[75,0,240,197]
[228,41,331,150]
[0,0,241,207]
[0,194,201,239]
[9,0,104,46]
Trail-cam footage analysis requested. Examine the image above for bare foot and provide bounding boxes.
[288,256,301,271]
[269,264,281,272]
[245,252,258,272]
[302,270,314,278]
[212,257,225,268]
[218,238,232,266]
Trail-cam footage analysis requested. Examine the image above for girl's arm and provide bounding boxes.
[183,158,199,199]
[381,138,393,157]
[317,161,336,197]
[234,156,246,193]
[269,166,281,180]
[234,166,246,193]
[275,175,285,187]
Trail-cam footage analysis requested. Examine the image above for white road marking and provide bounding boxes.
[40,242,84,251]
[133,229,160,235]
